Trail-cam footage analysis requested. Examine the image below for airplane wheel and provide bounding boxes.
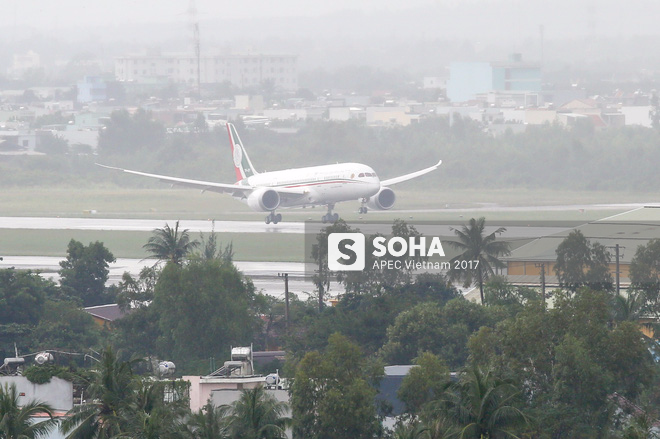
[321,214,328,224]
[275,213,282,223]
[363,207,368,214]
[332,213,339,222]
[265,215,271,224]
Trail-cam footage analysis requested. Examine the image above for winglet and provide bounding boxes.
[379,159,442,187]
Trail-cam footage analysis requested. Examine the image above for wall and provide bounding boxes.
[0,376,73,411]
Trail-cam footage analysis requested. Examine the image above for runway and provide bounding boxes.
[0,256,327,299]
[0,217,304,234]
[0,216,572,238]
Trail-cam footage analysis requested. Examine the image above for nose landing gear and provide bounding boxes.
[358,198,369,214]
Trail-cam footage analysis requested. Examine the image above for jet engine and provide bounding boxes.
[366,187,396,210]
[247,188,281,211]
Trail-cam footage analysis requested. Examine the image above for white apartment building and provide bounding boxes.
[115,53,298,90]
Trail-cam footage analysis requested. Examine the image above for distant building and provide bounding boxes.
[184,346,287,413]
[84,304,130,329]
[447,54,541,103]
[77,76,107,103]
[423,77,446,89]
[7,51,41,80]
[115,52,298,91]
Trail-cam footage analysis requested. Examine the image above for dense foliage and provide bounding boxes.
[4,116,660,195]
[4,214,660,437]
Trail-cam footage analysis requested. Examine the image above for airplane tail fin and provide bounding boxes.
[226,123,259,181]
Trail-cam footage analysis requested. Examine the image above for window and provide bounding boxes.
[359,173,365,177]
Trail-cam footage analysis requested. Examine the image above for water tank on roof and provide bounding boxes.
[35,352,54,365]
[265,373,280,387]
[231,347,251,361]
[3,357,25,367]
[158,361,176,376]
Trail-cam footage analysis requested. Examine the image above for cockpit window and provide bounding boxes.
[358,173,365,177]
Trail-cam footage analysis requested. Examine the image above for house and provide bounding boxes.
[83,304,130,329]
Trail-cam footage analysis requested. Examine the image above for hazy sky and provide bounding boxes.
[3,0,432,28]
[4,0,660,41]
[4,0,660,76]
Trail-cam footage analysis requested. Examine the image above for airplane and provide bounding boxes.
[98,123,442,224]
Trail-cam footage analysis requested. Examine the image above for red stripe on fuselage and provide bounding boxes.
[280,179,362,189]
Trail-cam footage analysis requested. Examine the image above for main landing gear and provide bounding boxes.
[321,204,339,223]
[265,211,282,224]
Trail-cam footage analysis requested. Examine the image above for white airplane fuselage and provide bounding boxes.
[239,162,381,208]
[98,122,441,224]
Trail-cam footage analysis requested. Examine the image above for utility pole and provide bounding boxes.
[615,244,622,295]
[278,273,290,328]
[607,244,624,295]
[534,263,546,310]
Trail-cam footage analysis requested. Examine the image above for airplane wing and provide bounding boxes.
[96,164,306,197]
[380,159,442,186]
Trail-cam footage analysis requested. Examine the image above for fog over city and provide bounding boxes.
[3,0,660,75]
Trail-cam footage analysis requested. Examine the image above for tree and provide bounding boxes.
[311,220,356,310]
[225,386,289,439]
[0,269,50,325]
[483,275,538,312]
[35,132,69,155]
[468,289,655,436]
[447,217,510,305]
[59,240,116,307]
[30,300,102,352]
[554,230,612,293]
[0,383,56,439]
[629,238,660,315]
[115,266,160,311]
[397,352,450,415]
[143,221,199,266]
[290,333,382,439]
[195,221,233,263]
[339,220,426,294]
[152,259,256,369]
[429,366,528,439]
[98,108,166,155]
[61,346,139,439]
[0,269,54,359]
[186,403,230,439]
[380,299,499,369]
[121,380,190,439]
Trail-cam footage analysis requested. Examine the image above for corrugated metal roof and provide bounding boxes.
[83,303,129,322]
[506,207,660,264]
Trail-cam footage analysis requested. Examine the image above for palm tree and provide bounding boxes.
[225,386,289,439]
[186,403,230,439]
[120,380,190,439]
[0,383,56,439]
[448,217,510,305]
[391,421,429,439]
[143,221,200,265]
[433,366,528,439]
[61,346,139,439]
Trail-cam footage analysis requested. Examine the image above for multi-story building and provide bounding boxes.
[447,54,541,103]
[115,52,298,90]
